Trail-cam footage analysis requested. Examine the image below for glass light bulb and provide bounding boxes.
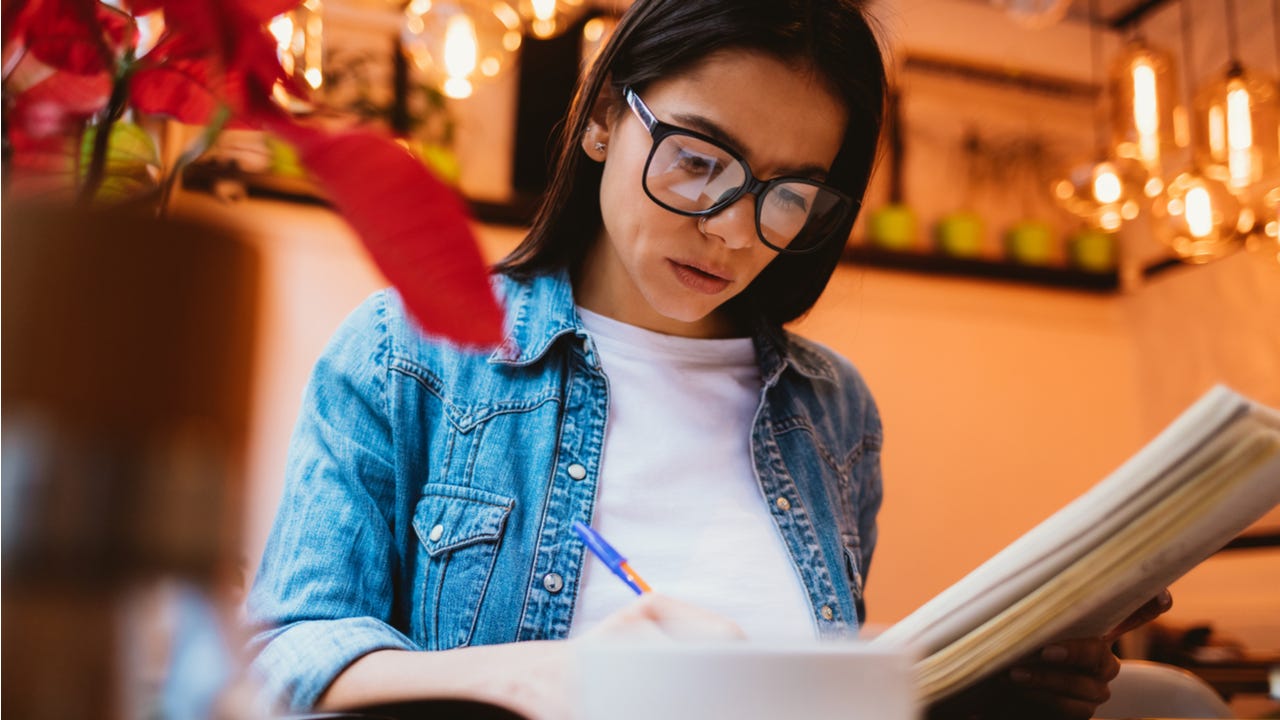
[1053,157,1146,232]
[1152,170,1243,263]
[1110,39,1178,179]
[1093,165,1122,204]
[443,14,478,78]
[402,0,521,99]
[1195,66,1280,198]
[514,0,586,39]
[1226,80,1254,190]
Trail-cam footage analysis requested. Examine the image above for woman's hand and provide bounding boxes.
[321,594,744,720]
[928,589,1173,720]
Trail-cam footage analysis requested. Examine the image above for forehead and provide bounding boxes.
[635,50,849,176]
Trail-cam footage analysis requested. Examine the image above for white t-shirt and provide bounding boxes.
[568,307,816,641]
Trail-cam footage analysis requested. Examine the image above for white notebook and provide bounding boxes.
[871,385,1280,703]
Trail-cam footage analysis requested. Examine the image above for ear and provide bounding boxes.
[580,82,618,162]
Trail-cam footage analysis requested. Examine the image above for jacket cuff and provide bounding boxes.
[247,617,418,712]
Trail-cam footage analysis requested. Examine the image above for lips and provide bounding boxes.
[668,258,732,294]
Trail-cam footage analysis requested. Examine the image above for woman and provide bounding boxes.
[244,1,1168,717]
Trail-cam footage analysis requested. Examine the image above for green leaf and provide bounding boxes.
[79,121,162,196]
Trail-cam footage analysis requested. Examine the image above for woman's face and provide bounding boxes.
[575,50,848,338]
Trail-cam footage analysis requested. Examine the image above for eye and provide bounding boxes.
[674,147,721,177]
[771,186,810,212]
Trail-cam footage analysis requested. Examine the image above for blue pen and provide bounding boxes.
[573,520,653,595]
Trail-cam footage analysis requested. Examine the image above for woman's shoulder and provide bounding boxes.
[777,331,870,391]
[343,270,562,366]
[775,330,882,429]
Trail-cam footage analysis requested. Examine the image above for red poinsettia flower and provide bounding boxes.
[2,0,505,347]
[128,0,308,123]
[4,0,133,75]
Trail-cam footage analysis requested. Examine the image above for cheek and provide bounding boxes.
[598,156,682,249]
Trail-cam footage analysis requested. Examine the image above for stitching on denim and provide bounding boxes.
[390,360,561,432]
[773,416,865,478]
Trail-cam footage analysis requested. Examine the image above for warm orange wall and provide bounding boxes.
[190,194,1278,651]
[793,266,1146,628]
[794,253,1280,649]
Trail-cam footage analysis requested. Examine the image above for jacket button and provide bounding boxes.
[775,496,791,511]
[567,463,588,480]
[543,572,564,593]
[821,605,834,621]
[428,524,444,542]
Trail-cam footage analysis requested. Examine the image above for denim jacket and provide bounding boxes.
[244,269,884,711]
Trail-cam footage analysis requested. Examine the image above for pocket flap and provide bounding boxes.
[413,485,514,558]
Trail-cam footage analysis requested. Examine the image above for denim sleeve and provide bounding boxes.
[243,291,419,712]
[856,393,884,589]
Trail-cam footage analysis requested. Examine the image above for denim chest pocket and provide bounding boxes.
[411,485,514,651]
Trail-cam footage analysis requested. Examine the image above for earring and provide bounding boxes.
[698,215,708,236]
[594,142,606,153]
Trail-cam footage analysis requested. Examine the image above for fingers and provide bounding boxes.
[997,637,1120,719]
[1009,662,1115,703]
[1030,638,1121,679]
[1107,588,1174,640]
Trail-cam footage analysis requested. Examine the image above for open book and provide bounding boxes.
[869,385,1280,704]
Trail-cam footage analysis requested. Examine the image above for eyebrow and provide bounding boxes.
[669,111,830,180]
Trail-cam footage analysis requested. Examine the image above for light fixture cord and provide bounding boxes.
[1223,0,1240,66]
[1273,0,1279,75]
[1178,0,1198,136]
[1088,0,1107,156]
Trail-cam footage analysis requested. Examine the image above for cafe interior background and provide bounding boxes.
[4,0,1280,716]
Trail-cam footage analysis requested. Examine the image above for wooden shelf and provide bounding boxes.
[843,244,1183,294]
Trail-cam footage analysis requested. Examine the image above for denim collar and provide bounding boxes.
[488,269,837,386]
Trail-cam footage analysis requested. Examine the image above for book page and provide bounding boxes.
[870,386,1280,701]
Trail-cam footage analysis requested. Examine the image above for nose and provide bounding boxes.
[699,195,758,250]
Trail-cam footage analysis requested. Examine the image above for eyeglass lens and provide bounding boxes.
[645,132,847,252]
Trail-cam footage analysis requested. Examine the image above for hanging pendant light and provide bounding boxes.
[1052,0,1143,232]
[1242,0,1280,265]
[1150,0,1244,262]
[1187,0,1280,240]
[401,0,523,99]
[1053,159,1146,232]
[1109,36,1179,194]
[513,0,587,39]
[1195,67,1280,194]
[1155,169,1244,263]
[1192,0,1280,202]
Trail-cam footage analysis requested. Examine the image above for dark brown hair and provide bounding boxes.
[493,0,888,328]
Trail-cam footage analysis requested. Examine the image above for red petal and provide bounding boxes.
[236,0,301,24]
[136,6,307,115]
[266,120,504,347]
[130,60,221,124]
[18,68,112,117]
[3,0,45,49]
[21,1,132,75]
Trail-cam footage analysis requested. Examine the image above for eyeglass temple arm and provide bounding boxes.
[623,86,657,132]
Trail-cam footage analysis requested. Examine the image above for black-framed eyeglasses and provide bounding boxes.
[624,86,856,255]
